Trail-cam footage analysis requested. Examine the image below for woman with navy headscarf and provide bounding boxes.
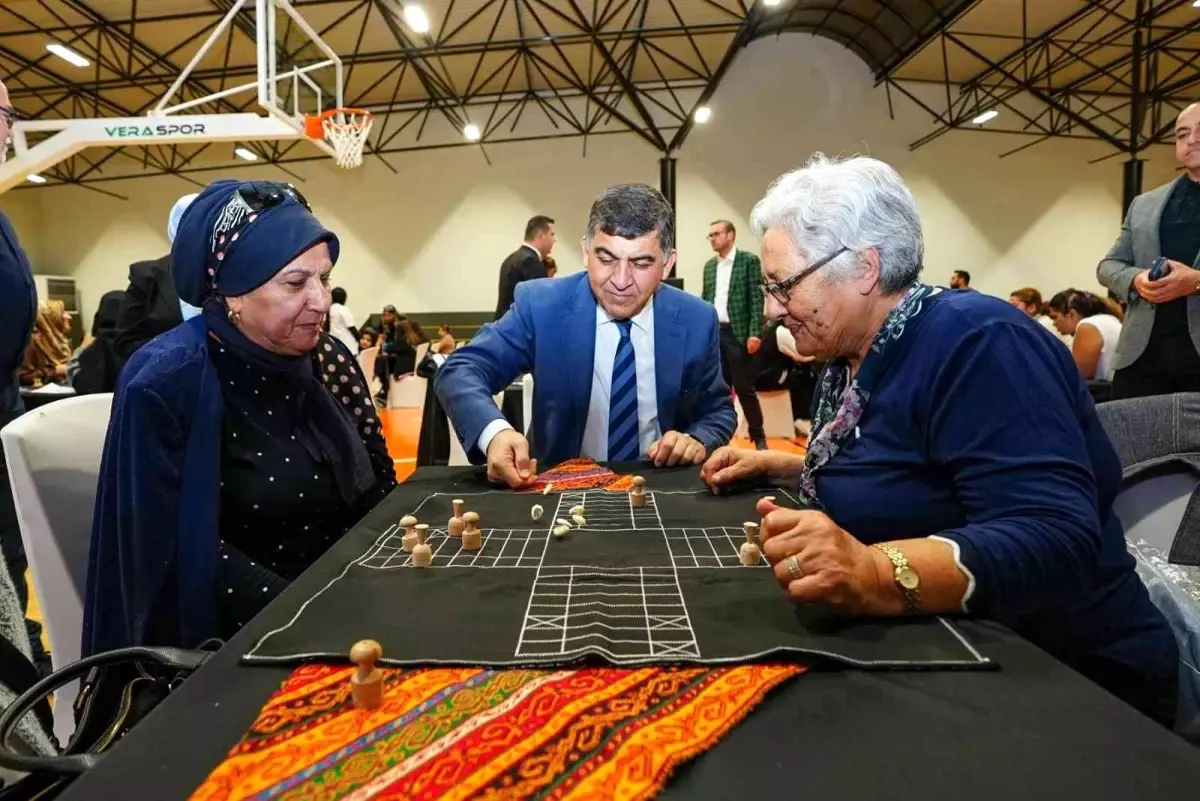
[83,180,396,654]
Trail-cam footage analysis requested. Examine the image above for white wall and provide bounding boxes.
[3,34,1183,326]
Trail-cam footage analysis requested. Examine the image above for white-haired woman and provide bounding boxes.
[701,155,1178,725]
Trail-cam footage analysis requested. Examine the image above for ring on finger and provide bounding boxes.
[786,554,804,580]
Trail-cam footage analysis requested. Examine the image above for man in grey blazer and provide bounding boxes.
[1098,102,1200,399]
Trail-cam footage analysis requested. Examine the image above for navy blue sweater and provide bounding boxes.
[0,212,35,387]
[816,290,1176,717]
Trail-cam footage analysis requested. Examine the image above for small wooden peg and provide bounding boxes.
[349,639,383,710]
[400,515,419,553]
[462,511,481,550]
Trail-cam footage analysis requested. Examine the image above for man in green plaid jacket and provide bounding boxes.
[701,220,767,449]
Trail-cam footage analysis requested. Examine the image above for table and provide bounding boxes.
[61,467,1200,800]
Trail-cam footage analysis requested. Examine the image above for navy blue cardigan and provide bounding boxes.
[83,317,223,654]
[816,290,1176,714]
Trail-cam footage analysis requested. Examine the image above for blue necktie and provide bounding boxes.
[608,320,640,462]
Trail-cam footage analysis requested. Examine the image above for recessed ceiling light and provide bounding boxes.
[763,0,782,6]
[403,4,431,34]
[463,122,481,141]
[694,106,712,124]
[234,146,259,161]
[46,43,89,68]
[971,109,999,125]
[26,174,47,184]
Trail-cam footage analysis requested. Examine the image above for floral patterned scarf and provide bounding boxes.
[798,282,940,506]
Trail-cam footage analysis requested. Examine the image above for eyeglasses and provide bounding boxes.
[759,246,849,305]
[0,106,15,128]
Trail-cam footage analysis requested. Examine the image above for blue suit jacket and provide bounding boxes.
[436,272,735,467]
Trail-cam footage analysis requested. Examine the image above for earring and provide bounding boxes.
[227,307,242,325]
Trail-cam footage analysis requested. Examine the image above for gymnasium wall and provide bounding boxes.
[0,34,1182,326]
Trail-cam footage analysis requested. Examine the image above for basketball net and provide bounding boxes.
[306,109,373,169]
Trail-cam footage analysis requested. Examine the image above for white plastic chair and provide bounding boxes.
[388,342,430,409]
[356,346,379,395]
[1,393,113,745]
[521,373,534,436]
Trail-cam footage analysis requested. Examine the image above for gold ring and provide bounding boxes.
[786,555,803,580]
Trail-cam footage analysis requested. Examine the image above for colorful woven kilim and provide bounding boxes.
[528,458,634,494]
[190,663,802,800]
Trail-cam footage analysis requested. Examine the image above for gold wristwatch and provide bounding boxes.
[873,543,921,614]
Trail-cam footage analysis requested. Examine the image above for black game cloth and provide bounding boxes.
[244,467,991,669]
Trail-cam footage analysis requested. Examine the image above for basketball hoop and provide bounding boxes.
[304,108,373,169]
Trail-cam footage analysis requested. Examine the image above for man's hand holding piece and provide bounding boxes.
[486,429,539,489]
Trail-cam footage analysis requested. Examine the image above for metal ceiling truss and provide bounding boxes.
[0,0,985,189]
[883,0,1200,159]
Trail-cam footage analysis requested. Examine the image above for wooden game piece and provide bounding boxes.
[630,476,647,508]
[543,483,553,495]
[556,517,573,529]
[400,515,419,553]
[572,514,587,527]
[461,511,481,550]
[531,504,544,521]
[739,521,762,566]
[349,639,383,710]
[447,499,465,537]
[760,496,775,533]
[411,524,432,567]
[569,504,585,516]
[553,524,570,539]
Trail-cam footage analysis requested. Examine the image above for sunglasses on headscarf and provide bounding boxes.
[205,181,312,295]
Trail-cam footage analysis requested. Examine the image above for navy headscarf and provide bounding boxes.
[170,179,375,504]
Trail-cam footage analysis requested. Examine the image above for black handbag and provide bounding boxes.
[0,645,215,799]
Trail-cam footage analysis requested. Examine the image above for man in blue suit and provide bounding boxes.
[436,184,735,488]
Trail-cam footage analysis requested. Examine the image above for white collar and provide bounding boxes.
[522,242,543,260]
[595,294,655,334]
[718,247,737,264]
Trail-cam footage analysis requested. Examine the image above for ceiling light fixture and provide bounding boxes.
[26,174,47,184]
[971,109,999,125]
[46,43,89,68]
[234,146,259,161]
[403,4,431,34]
[694,105,713,124]
[463,122,482,141]
[763,0,782,6]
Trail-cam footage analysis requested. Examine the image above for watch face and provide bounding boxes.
[897,566,920,590]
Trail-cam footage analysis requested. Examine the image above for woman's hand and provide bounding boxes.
[757,497,899,616]
[699,447,804,493]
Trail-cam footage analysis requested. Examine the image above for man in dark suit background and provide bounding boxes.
[495,215,556,319]
[1098,102,1200,399]
[114,194,198,366]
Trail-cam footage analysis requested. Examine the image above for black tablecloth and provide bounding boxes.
[60,467,1200,800]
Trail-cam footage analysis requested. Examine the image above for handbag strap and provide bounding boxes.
[0,646,212,776]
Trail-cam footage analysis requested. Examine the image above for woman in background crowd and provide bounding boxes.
[328,286,358,355]
[543,254,558,278]
[359,327,376,353]
[84,179,395,654]
[1048,289,1124,382]
[374,307,424,405]
[18,301,71,387]
[432,324,456,355]
[69,289,125,394]
[1009,287,1070,345]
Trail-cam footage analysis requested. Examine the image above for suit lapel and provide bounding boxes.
[654,288,685,434]
[1141,177,1178,264]
[562,276,597,455]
